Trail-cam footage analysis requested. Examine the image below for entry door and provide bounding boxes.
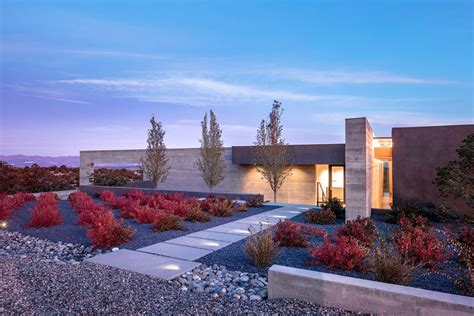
[329,165,345,203]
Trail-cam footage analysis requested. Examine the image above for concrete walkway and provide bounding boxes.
[87,203,315,280]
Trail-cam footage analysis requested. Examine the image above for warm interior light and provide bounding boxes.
[0,221,7,228]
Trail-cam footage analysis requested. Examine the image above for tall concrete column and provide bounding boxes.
[345,118,373,221]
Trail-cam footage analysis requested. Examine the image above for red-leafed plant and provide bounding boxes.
[394,216,444,267]
[208,196,234,217]
[133,205,159,224]
[151,212,184,232]
[307,236,368,271]
[0,192,36,220]
[99,190,117,207]
[28,192,63,227]
[306,209,336,225]
[336,216,377,247]
[69,191,134,248]
[185,204,211,222]
[86,212,134,248]
[273,219,309,247]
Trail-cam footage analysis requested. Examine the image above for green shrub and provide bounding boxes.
[387,200,459,223]
[89,168,142,186]
[322,198,345,219]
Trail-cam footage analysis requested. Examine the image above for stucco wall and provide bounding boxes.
[80,148,316,205]
[392,124,474,214]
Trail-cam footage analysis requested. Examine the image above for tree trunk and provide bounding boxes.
[273,190,277,203]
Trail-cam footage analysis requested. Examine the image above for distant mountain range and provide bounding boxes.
[0,155,80,167]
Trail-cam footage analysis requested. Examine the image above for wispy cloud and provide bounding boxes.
[53,77,378,107]
[35,95,90,104]
[6,84,90,105]
[271,68,462,85]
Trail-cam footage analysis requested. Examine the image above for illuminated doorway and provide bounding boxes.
[316,164,345,205]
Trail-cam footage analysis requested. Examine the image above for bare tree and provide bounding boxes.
[254,100,292,202]
[141,115,170,187]
[196,110,225,192]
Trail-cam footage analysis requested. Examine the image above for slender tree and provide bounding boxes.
[254,100,292,202]
[141,115,170,187]
[196,110,225,192]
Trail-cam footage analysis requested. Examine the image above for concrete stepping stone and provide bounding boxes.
[187,231,246,243]
[207,224,253,236]
[86,249,200,281]
[138,242,212,260]
[236,215,279,226]
[165,236,231,251]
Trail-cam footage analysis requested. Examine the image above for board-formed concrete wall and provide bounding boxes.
[80,148,316,205]
[345,118,373,221]
[268,265,474,316]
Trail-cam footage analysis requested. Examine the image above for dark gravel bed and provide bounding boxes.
[1,255,360,314]
[5,199,278,250]
[198,212,463,296]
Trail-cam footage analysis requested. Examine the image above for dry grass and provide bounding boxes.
[245,227,279,267]
[369,240,420,285]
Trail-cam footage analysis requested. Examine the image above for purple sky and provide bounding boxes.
[1,0,473,156]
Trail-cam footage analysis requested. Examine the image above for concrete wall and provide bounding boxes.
[345,118,373,220]
[268,265,474,316]
[392,124,474,215]
[80,148,316,205]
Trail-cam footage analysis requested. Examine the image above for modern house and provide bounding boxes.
[80,117,474,220]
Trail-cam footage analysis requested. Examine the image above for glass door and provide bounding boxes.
[329,165,345,203]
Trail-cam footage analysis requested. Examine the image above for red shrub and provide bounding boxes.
[87,216,134,248]
[208,197,234,217]
[307,236,368,271]
[0,192,36,220]
[273,220,309,247]
[185,204,211,222]
[133,205,160,224]
[28,192,63,227]
[306,209,336,225]
[336,216,377,246]
[151,212,184,232]
[394,217,444,266]
[77,205,110,227]
[69,191,134,248]
[126,189,145,202]
[99,190,117,207]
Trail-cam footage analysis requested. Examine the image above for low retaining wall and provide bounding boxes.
[268,265,474,316]
[79,185,264,201]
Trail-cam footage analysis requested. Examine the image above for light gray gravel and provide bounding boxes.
[1,230,100,262]
[0,255,362,314]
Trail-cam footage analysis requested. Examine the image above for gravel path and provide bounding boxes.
[1,255,359,314]
[6,200,278,250]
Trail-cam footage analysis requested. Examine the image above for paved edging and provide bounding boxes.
[268,265,474,316]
